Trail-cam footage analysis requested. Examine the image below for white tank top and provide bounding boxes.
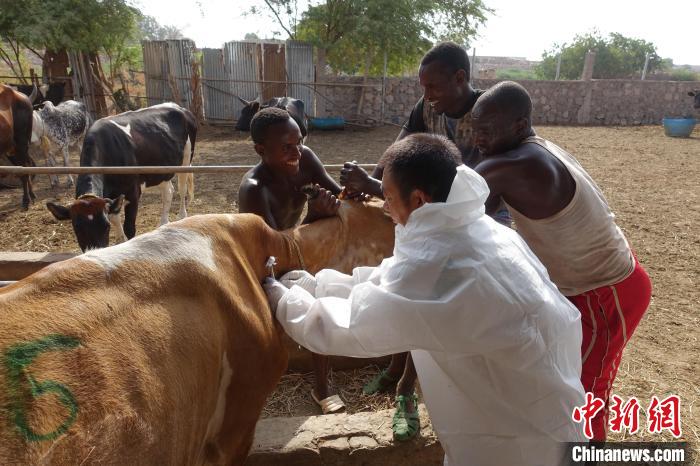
[504,136,634,296]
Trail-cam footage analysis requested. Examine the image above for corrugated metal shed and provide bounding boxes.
[202,48,234,121]
[286,40,315,116]
[225,41,261,121]
[144,39,316,123]
[142,40,195,108]
[261,42,287,100]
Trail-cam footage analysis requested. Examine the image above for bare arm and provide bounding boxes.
[474,158,513,216]
[302,146,342,195]
[238,179,280,229]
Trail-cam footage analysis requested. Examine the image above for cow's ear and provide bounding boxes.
[107,195,125,215]
[251,101,260,112]
[689,91,696,97]
[46,201,71,221]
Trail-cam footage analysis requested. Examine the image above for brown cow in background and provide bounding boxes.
[0,83,36,209]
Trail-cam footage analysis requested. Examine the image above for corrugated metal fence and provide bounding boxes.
[286,41,315,116]
[145,39,315,124]
[142,40,196,108]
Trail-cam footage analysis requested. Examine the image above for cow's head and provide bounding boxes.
[47,195,125,251]
[235,97,260,131]
[689,90,700,109]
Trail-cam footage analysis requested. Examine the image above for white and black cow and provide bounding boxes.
[235,96,307,138]
[46,103,197,251]
[689,90,700,110]
[31,100,91,188]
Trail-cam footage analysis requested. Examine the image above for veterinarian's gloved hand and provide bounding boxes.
[263,277,289,314]
[280,270,317,297]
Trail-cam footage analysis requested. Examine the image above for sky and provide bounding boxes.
[135,0,698,66]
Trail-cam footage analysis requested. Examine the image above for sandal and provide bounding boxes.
[392,393,420,441]
[362,369,400,395]
[311,389,346,414]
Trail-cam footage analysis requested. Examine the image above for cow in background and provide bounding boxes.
[0,200,394,465]
[46,103,197,251]
[0,83,36,209]
[31,100,91,188]
[235,97,307,139]
[688,90,700,110]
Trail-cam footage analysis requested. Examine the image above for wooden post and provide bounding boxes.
[471,48,476,79]
[581,51,596,81]
[555,54,562,80]
[641,53,650,80]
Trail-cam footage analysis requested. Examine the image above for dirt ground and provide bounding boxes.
[0,124,698,446]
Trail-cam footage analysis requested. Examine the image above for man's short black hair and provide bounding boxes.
[420,42,471,80]
[383,134,461,203]
[250,107,293,144]
[473,81,533,125]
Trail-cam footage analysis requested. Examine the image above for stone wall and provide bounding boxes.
[315,77,700,126]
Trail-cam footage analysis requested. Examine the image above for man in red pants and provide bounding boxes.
[471,81,652,440]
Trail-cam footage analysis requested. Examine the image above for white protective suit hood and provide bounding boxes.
[276,165,586,466]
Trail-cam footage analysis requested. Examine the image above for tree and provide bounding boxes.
[290,0,492,77]
[535,31,665,80]
[137,15,185,41]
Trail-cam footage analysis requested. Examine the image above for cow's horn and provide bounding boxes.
[235,96,251,106]
[28,84,38,103]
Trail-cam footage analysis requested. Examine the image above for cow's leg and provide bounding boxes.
[46,150,59,188]
[62,146,74,187]
[177,136,193,220]
[20,175,32,210]
[109,207,128,244]
[123,197,139,240]
[158,180,174,226]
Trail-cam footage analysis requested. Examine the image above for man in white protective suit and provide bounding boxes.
[263,133,587,466]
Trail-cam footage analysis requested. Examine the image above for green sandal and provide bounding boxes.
[392,393,420,441]
[362,369,400,395]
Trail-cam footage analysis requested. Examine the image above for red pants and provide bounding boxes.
[568,256,652,441]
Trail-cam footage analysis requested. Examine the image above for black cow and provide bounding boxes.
[0,83,36,209]
[234,96,307,138]
[16,82,66,106]
[689,90,700,109]
[31,100,91,188]
[46,103,197,251]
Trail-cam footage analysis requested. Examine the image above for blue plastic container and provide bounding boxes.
[662,118,696,138]
[309,116,345,130]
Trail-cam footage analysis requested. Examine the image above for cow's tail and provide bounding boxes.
[185,110,197,203]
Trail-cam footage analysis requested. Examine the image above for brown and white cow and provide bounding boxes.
[0,83,36,209]
[0,199,394,465]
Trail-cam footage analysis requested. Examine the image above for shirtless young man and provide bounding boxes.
[472,81,652,440]
[238,107,345,414]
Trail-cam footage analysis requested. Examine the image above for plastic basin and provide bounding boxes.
[662,118,696,138]
[309,117,345,130]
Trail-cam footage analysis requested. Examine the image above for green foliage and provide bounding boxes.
[495,68,537,80]
[666,68,700,82]
[0,0,139,53]
[292,0,492,77]
[136,15,185,42]
[535,31,664,80]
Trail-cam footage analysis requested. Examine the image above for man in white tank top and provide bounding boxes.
[471,81,652,441]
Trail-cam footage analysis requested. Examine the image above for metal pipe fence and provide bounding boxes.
[0,164,377,176]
